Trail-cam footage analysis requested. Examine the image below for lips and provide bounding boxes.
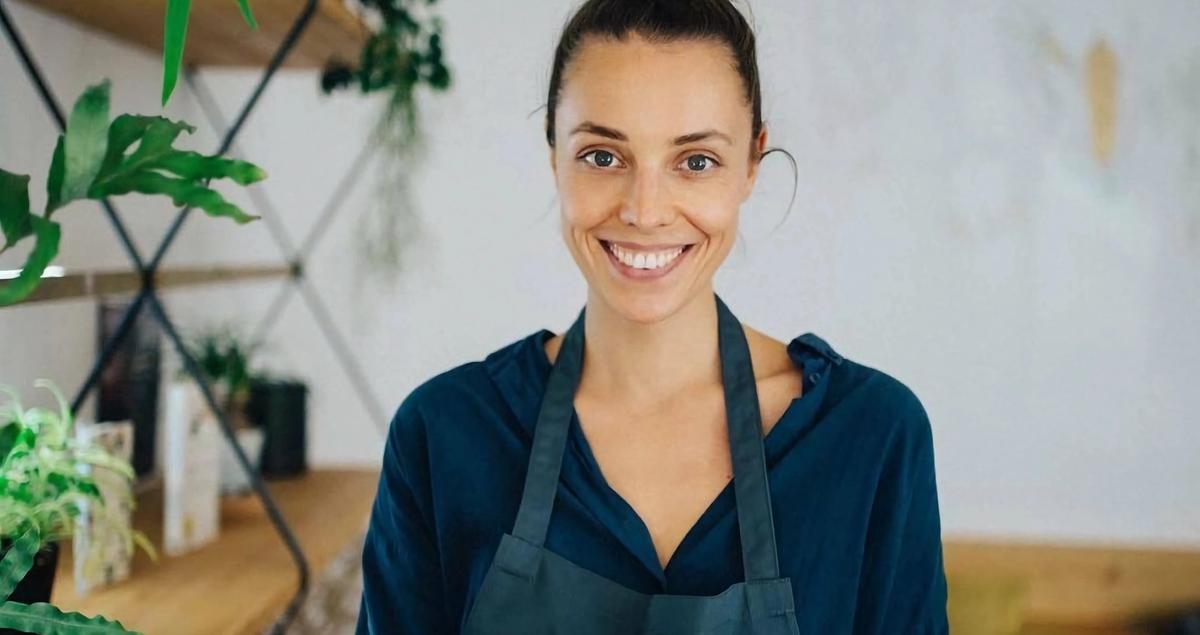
[603,239,694,251]
[599,239,695,280]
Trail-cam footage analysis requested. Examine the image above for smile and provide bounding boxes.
[600,239,695,280]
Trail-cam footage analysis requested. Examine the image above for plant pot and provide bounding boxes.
[0,538,59,605]
[246,378,308,478]
[217,426,265,495]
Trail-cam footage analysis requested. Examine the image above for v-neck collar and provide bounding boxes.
[482,326,845,589]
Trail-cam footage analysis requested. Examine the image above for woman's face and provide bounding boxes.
[549,33,767,324]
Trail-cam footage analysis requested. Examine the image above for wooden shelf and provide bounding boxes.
[6,264,291,305]
[50,469,379,635]
[15,0,370,69]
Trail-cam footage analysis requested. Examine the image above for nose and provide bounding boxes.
[618,166,673,228]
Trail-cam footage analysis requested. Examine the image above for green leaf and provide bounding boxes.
[92,116,261,188]
[87,114,264,224]
[0,216,61,307]
[60,80,111,207]
[94,172,258,224]
[236,0,257,29]
[45,136,65,215]
[0,600,142,634]
[162,0,192,107]
[155,151,266,185]
[0,527,39,601]
[96,115,194,179]
[0,422,17,463]
[0,170,32,251]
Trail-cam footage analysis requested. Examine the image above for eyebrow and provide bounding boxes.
[674,129,734,146]
[569,121,733,146]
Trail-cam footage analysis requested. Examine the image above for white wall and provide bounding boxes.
[1,1,1197,548]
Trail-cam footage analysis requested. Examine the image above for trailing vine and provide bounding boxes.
[319,0,452,281]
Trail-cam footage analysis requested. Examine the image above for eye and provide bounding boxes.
[579,149,624,170]
[680,153,720,174]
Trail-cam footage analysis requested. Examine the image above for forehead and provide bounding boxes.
[557,33,749,141]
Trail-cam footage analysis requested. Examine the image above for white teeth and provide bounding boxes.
[606,242,685,270]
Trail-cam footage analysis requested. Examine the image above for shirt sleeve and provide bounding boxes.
[854,386,950,635]
[356,392,454,634]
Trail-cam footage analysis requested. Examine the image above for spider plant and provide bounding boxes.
[0,379,156,634]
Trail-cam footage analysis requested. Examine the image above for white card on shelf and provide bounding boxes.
[162,380,221,556]
[73,419,134,596]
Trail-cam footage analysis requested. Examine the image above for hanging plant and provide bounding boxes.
[161,0,259,106]
[319,0,452,281]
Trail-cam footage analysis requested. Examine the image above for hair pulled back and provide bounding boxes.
[547,1,761,152]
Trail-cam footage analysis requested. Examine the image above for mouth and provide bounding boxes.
[599,239,696,281]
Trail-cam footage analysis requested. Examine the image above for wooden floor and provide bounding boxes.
[50,469,379,635]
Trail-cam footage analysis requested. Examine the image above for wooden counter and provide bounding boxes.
[944,536,1200,635]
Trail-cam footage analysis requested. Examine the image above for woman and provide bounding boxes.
[357,1,949,633]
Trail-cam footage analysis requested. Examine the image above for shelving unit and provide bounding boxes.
[19,0,369,68]
[7,264,291,305]
[1,1,388,632]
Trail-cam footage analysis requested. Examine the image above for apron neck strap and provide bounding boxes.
[512,292,782,582]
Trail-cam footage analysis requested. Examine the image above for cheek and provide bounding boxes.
[557,170,620,228]
[679,192,740,238]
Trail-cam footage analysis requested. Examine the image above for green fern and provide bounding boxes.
[0,79,266,306]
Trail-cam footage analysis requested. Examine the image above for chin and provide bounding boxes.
[593,285,691,326]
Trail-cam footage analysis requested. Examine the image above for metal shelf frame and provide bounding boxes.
[0,1,388,631]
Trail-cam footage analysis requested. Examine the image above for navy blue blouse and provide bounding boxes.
[356,328,949,634]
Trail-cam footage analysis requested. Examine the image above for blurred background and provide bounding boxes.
[0,1,1197,634]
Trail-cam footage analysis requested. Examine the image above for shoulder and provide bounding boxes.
[826,352,935,458]
[384,360,484,456]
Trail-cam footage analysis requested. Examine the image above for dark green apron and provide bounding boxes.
[462,293,801,634]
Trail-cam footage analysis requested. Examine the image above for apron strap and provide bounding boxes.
[715,293,783,581]
[511,293,783,582]
[511,303,587,548]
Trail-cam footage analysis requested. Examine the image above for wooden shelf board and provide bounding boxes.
[15,0,370,69]
[8,264,291,305]
[50,468,379,635]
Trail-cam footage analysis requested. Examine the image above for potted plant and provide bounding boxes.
[0,379,156,633]
[183,326,267,494]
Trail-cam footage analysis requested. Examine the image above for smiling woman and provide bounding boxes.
[549,27,769,322]
[356,2,949,634]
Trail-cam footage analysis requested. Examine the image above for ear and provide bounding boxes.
[742,124,768,203]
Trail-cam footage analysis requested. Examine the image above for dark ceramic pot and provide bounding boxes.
[1,538,59,635]
[246,378,308,478]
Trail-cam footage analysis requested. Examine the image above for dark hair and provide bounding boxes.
[543,0,798,230]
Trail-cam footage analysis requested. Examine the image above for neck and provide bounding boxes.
[580,286,722,412]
